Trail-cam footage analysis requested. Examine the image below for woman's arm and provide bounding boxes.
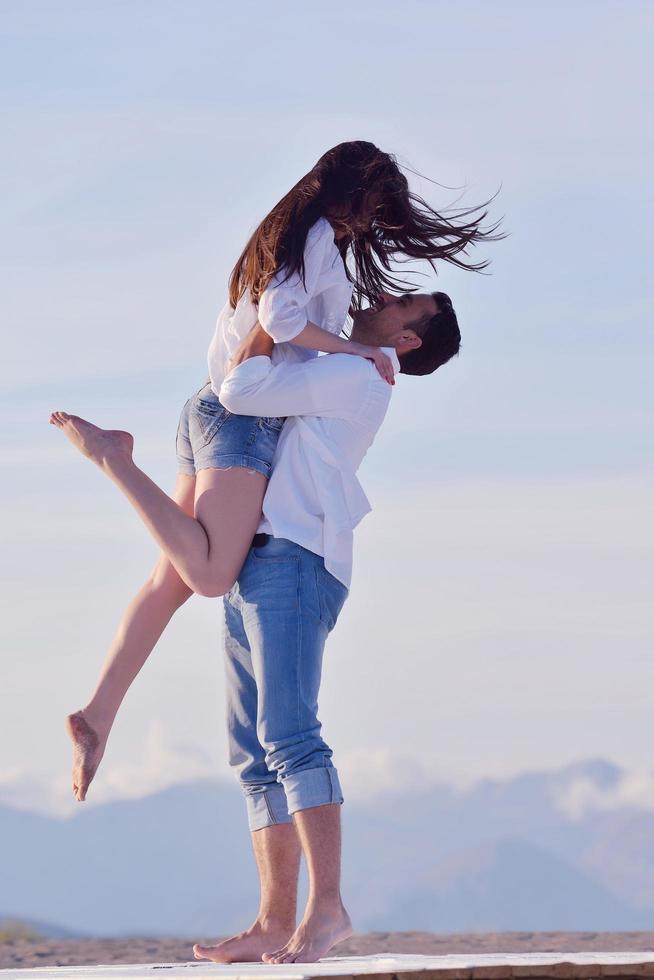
[229,319,394,385]
[266,319,395,385]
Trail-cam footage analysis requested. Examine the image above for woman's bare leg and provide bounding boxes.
[66,474,196,801]
[48,415,269,597]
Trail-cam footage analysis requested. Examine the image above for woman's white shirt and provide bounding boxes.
[207,217,353,394]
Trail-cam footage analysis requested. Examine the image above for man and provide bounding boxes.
[193,290,461,965]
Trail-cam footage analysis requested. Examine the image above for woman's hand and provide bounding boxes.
[347,342,395,385]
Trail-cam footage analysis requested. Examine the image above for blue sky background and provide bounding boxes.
[1,0,653,813]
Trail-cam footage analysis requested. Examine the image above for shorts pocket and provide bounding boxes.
[193,397,230,448]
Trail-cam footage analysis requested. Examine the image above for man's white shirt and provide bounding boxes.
[219,349,399,589]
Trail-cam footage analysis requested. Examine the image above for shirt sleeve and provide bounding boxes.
[257,219,331,343]
[219,354,370,419]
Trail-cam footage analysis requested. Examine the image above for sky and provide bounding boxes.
[1,0,653,815]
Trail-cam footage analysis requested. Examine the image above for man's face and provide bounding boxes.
[352,292,440,349]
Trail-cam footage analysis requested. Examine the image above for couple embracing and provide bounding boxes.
[51,140,500,963]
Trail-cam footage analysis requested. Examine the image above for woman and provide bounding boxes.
[50,140,500,801]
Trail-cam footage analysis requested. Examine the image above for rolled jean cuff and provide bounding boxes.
[245,782,292,832]
[282,765,344,816]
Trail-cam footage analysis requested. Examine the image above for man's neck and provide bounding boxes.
[349,326,388,348]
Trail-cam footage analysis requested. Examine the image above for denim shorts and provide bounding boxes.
[176,381,284,478]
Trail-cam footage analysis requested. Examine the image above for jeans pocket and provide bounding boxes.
[314,563,348,632]
[252,548,298,562]
[252,538,300,562]
[259,416,285,432]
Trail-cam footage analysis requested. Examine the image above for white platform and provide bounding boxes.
[4,952,654,980]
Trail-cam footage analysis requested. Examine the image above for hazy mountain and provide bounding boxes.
[3,782,252,937]
[376,839,651,932]
[0,916,79,940]
[4,760,654,936]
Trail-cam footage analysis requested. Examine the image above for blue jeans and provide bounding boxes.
[222,536,349,832]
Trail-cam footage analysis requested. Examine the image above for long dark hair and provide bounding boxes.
[228,140,503,311]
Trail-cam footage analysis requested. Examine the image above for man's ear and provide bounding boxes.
[397,330,422,353]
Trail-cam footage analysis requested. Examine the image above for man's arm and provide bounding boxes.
[221,327,373,420]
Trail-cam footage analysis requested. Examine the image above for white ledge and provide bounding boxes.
[4,951,654,980]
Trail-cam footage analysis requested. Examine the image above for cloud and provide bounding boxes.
[335,747,465,801]
[8,748,654,823]
[0,720,221,817]
[0,766,76,818]
[555,769,654,819]
[87,719,219,802]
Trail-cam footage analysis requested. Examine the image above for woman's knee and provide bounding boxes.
[192,563,238,598]
[192,574,234,599]
[148,560,193,604]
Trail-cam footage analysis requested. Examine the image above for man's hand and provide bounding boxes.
[228,322,274,373]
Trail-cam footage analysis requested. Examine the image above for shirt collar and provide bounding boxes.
[382,346,401,377]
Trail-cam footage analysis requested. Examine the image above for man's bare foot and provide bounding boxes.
[193,919,295,964]
[262,903,352,964]
[65,711,108,802]
[49,411,133,468]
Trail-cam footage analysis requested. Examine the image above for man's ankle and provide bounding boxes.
[256,912,296,932]
[305,893,346,917]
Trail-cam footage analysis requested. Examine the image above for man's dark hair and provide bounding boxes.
[398,291,461,376]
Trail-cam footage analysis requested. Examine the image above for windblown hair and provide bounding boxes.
[399,291,461,377]
[228,141,503,311]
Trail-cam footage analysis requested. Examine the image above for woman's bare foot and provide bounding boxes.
[193,919,295,964]
[49,411,133,468]
[262,903,352,964]
[65,711,108,802]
